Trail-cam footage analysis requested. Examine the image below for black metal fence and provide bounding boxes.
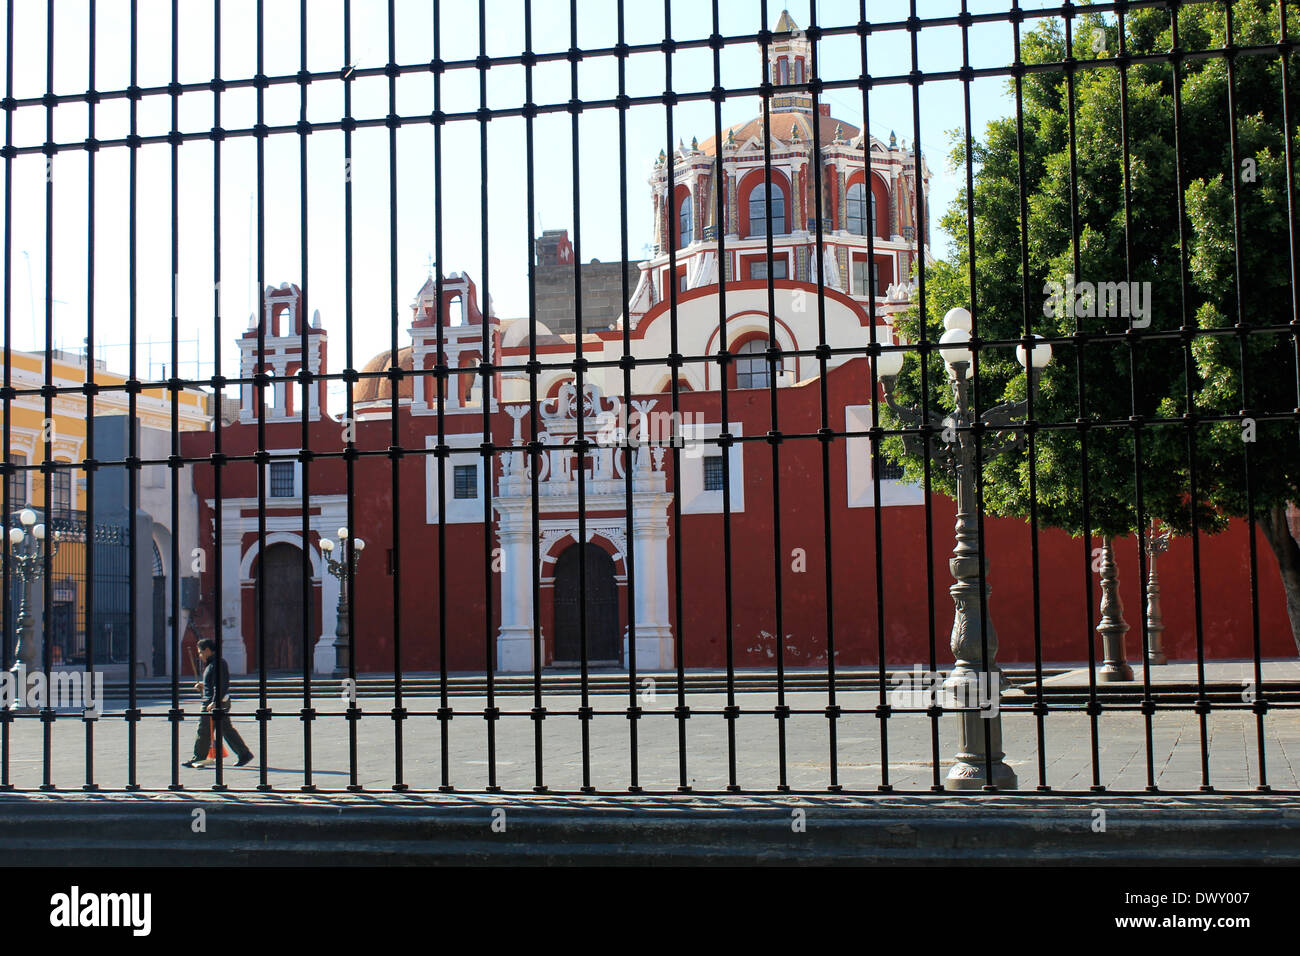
[0,0,1297,796]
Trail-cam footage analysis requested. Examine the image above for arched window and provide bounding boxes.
[735,338,782,389]
[847,182,878,236]
[678,191,693,246]
[748,182,786,237]
[846,182,867,235]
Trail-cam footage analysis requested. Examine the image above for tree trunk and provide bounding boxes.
[1258,503,1300,656]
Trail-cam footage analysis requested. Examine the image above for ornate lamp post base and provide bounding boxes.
[1145,520,1170,666]
[946,757,1018,791]
[943,670,1017,790]
[1096,537,1134,682]
[1097,661,1135,682]
[331,645,351,680]
[331,595,351,679]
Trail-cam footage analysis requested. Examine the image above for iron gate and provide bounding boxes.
[0,0,1297,796]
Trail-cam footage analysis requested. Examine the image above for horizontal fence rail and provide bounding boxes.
[0,0,1297,797]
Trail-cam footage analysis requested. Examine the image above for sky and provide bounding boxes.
[0,0,1073,412]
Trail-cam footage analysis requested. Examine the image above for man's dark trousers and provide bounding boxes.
[192,710,252,761]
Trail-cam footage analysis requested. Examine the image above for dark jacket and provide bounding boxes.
[201,657,232,706]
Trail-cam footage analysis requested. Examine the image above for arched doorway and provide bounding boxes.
[257,543,306,672]
[553,543,619,665]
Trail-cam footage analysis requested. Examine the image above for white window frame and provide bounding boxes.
[426,433,486,524]
[680,422,744,514]
[268,460,297,498]
[851,256,880,297]
[844,404,923,507]
[264,449,303,500]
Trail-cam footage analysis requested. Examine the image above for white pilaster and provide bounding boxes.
[625,497,674,670]
[495,521,538,672]
[314,565,341,676]
[219,530,248,674]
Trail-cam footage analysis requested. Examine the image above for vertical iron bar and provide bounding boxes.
[713,0,738,795]
[1115,3,1160,794]
[297,0,315,794]
[806,3,841,792]
[252,0,267,795]
[572,0,591,794]
[167,0,180,792]
[905,0,941,793]
[663,0,689,794]
[386,0,407,793]
[126,0,140,792]
[1062,6,1104,792]
[343,0,361,794]
[84,0,100,794]
[1009,0,1049,792]
[1169,4,1213,793]
[957,0,1000,792]
[39,0,54,792]
[757,0,788,795]
[432,0,452,794]
[859,0,893,795]
[211,0,230,792]
[1223,0,1264,794]
[479,0,497,793]
[0,0,13,794]
[616,0,638,794]
[523,0,547,795]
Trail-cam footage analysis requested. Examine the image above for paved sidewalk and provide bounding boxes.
[2,687,1297,792]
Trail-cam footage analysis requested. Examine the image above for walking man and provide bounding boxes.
[183,639,254,768]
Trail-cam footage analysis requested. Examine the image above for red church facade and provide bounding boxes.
[180,16,1294,677]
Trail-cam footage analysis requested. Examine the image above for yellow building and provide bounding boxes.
[2,347,211,673]
[2,347,210,512]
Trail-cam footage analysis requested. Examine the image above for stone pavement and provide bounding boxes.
[2,685,1298,792]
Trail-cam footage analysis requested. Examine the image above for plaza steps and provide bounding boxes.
[98,667,1067,701]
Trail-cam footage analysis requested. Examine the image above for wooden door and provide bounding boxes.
[258,543,305,672]
[553,543,619,664]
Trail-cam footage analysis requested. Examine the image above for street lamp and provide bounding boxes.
[5,509,62,711]
[320,527,364,679]
[1144,519,1171,666]
[880,309,1052,790]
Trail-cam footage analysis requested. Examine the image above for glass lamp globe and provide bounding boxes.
[354,539,366,551]
[337,527,349,541]
[876,349,905,379]
[19,509,35,527]
[1016,334,1052,370]
[32,524,45,540]
[939,328,974,378]
[320,538,334,553]
[943,307,973,332]
[8,527,23,545]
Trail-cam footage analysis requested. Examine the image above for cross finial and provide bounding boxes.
[425,253,436,276]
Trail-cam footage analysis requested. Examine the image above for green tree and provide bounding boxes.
[885,1,1300,652]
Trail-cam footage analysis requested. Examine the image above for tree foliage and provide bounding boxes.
[885,1,1300,550]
